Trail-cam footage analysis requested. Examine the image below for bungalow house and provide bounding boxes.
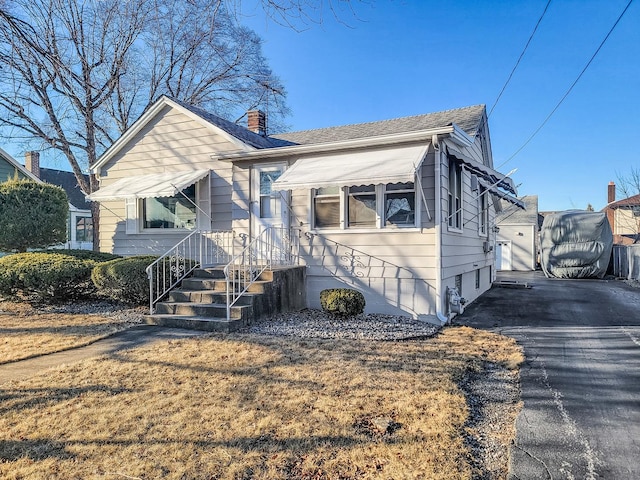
[88,96,522,327]
[0,148,93,250]
[603,181,640,245]
[495,195,540,271]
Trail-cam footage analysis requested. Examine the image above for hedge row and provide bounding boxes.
[0,251,157,305]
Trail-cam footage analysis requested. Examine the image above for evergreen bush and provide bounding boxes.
[0,179,68,252]
[91,255,158,305]
[35,249,121,262]
[0,252,96,300]
[320,288,366,317]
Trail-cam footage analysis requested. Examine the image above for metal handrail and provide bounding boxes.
[223,226,300,320]
[146,229,235,313]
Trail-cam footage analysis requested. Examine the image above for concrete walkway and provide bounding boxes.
[0,325,208,384]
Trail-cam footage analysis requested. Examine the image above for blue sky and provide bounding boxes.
[7,0,637,212]
[241,0,639,211]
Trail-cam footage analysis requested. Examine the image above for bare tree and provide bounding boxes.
[0,0,287,249]
[616,166,640,200]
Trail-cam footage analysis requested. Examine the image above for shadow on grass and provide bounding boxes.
[0,439,74,461]
[0,385,133,415]
[1,432,411,463]
[0,324,121,337]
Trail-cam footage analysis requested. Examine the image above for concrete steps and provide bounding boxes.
[145,265,306,332]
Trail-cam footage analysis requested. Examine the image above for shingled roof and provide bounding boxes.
[171,98,293,149]
[497,195,539,225]
[39,168,91,211]
[606,193,640,209]
[270,104,486,146]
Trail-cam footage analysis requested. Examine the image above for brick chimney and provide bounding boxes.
[247,110,266,136]
[607,181,616,235]
[25,151,40,179]
[608,181,616,204]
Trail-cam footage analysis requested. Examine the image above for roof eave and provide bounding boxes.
[214,124,471,161]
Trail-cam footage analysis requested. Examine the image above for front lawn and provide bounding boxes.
[0,301,139,364]
[0,326,523,479]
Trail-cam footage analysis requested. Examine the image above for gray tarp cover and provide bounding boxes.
[540,210,613,279]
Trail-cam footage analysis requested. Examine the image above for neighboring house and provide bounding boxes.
[88,96,522,324]
[495,195,540,271]
[0,148,93,250]
[603,181,640,245]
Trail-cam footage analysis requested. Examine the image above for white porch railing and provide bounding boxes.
[146,230,235,313]
[224,226,300,320]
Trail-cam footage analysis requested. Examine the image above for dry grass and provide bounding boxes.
[0,325,523,479]
[0,301,136,364]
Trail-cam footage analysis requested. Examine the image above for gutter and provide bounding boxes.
[213,125,472,162]
[433,134,450,325]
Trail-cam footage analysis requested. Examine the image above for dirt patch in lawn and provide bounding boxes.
[0,325,523,479]
[0,301,143,364]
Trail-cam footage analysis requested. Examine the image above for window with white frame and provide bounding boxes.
[311,181,417,230]
[478,186,488,236]
[142,184,197,230]
[348,185,377,228]
[448,158,462,230]
[75,216,93,242]
[313,186,341,228]
[385,182,416,226]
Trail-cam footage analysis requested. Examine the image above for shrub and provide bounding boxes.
[0,252,96,301]
[35,249,121,262]
[0,179,69,252]
[320,288,366,317]
[92,255,158,305]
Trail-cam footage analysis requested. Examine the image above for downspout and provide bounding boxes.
[433,135,449,325]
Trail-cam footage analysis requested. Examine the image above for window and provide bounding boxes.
[311,181,418,230]
[313,186,341,228]
[478,186,488,236]
[75,216,93,242]
[142,184,196,230]
[448,159,462,230]
[475,269,481,289]
[259,170,283,218]
[385,182,416,226]
[455,274,462,295]
[348,185,377,228]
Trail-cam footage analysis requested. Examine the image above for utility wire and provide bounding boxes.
[497,0,634,170]
[488,0,553,118]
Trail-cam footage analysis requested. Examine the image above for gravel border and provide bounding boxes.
[240,309,440,340]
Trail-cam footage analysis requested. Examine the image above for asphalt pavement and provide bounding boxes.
[457,270,640,480]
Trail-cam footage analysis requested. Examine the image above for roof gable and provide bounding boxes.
[93,96,273,173]
[0,147,40,182]
[497,195,539,225]
[271,105,486,145]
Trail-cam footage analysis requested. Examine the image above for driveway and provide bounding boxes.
[457,271,640,480]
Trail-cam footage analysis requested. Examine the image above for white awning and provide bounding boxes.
[446,145,517,195]
[271,144,429,191]
[479,179,525,209]
[87,170,209,201]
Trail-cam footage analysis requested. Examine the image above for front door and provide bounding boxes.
[496,241,512,271]
[251,164,289,238]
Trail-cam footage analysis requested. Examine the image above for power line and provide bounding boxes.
[497,0,635,170]
[488,0,553,118]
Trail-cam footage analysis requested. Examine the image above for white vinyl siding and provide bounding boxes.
[97,105,234,255]
[283,150,437,320]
